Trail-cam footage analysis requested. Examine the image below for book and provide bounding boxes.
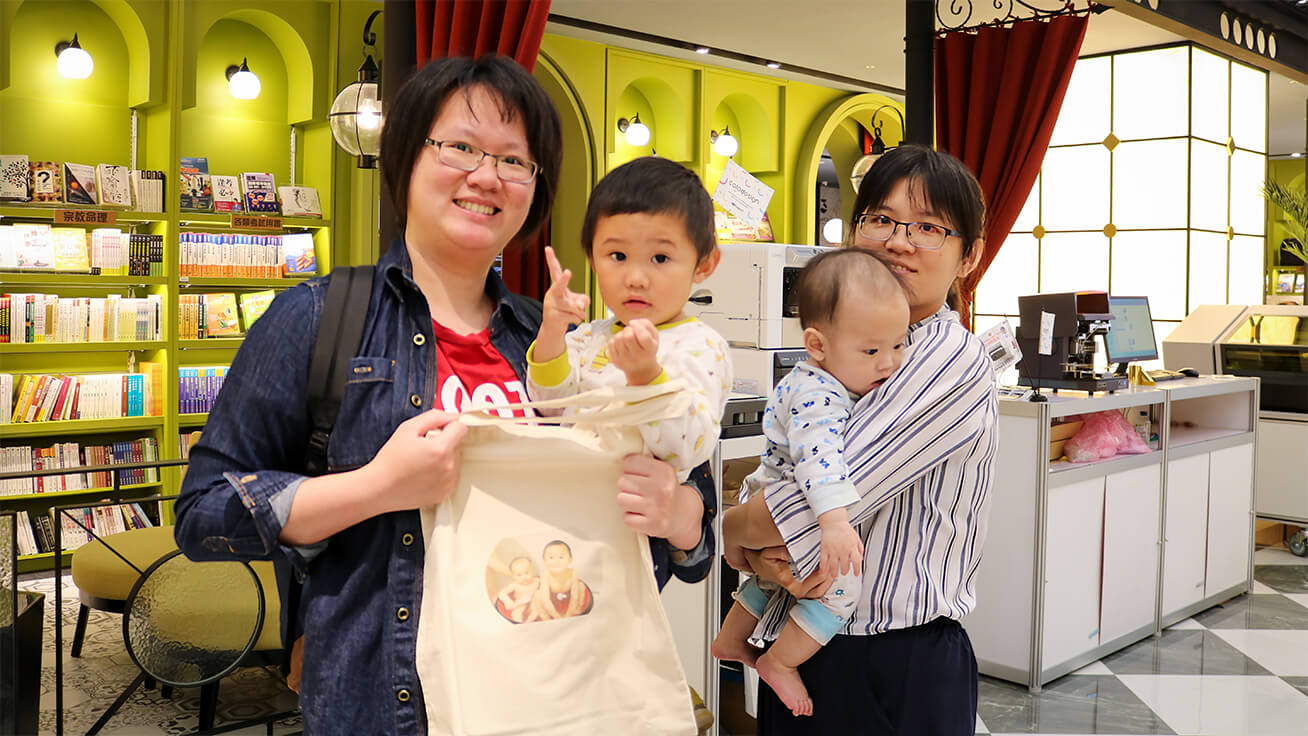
[14,224,55,270]
[0,154,30,201]
[237,290,276,330]
[29,161,62,203]
[281,232,317,275]
[203,293,241,336]
[95,164,133,208]
[130,170,164,212]
[212,175,242,213]
[277,186,322,217]
[180,157,213,211]
[50,228,90,271]
[241,172,279,214]
[63,163,98,205]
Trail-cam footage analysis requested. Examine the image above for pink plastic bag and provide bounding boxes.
[1063,410,1150,463]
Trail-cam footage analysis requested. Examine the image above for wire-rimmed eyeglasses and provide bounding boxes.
[423,138,540,183]
[854,213,962,250]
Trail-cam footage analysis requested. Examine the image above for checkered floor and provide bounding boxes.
[974,545,1308,735]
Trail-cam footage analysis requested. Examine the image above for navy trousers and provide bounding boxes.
[756,617,978,735]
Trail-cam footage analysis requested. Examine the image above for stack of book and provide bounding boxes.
[0,154,166,211]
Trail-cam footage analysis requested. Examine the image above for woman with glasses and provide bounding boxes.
[175,56,716,733]
[724,145,999,735]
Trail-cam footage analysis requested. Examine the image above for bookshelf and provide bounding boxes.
[0,0,377,571]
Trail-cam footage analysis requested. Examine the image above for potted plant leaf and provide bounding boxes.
[1263,179,1308,301]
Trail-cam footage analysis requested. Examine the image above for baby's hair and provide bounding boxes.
[543,539,572,557]
[509,556,534,572]
[797,249,906,330]
[580,156,717,263]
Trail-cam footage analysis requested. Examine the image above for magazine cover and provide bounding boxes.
[96,164,133,208]
[241,172,280,214]
[180,157,213,211]
[29,161,63,203]
[212,175,242,213]
[281,232,317,276]
[64,163,98,205]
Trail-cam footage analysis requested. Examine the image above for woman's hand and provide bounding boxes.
[744,546,835,600]
[617,454,703,550]
[534,246,590,362]
[365,409,468,513]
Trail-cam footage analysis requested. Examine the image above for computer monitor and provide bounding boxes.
[1104,295,1159,370]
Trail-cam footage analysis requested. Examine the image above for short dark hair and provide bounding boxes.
[380,55,562,239]
[849,145,986,258]
[580,157,717,263]
[798,248,905,329]
[543,539,571,557]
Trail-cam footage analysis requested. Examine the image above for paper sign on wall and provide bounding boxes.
[978,319,1022,376]
[713,159,774,229]
[1039,312,1055,356]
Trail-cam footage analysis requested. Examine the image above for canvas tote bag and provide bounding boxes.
[416,382,701,736]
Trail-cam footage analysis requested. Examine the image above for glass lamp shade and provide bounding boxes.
[330,80,383,166]
[624,121,651,147]
[228,69,261,100]
[57,44,93,79]
[822,217,844,245]
[713,132,739,158]
[850,154,878,193]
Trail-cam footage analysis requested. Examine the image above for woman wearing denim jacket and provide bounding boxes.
[174,56,716,734]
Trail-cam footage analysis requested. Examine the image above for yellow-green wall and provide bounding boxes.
[1268,158,1307,267]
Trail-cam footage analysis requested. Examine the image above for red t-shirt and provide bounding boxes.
[431,320,532,418]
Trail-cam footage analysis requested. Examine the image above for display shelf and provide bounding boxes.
[177,338,244,350]
[1168,425,1254,448]
[0,205,169,223]
[178,277,315,288]
[177,212,330,230]
[0,273,168,287]
[3,481,163,502]
[18,549,71,573]
[178,413,209,427]
[1045,387,1165,419]
[1,341,165,354]
[0,416,164,439]
[1047,449,1162,484]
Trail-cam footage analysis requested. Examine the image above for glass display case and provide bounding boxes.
[1219,307,1308,413]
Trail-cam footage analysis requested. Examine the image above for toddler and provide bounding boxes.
[711,248,910,716]
[526,156,731,480]
[496,556,541,624]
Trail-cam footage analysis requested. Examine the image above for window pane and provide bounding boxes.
[1190,49,1229,144]
[1043,146,1109,231]
[1230,62,1267,153]
[1050,57,1111,146]
[1113,139,1189,229]
[1189,231,1228,310]
[1149,322,1179,370]
[1229,235,1264,305]
[1113,47,1189,140]
[1011,174,1039,233]
[1190,140,1229,233]
[1111,231,1187,320]
[976,233,1038,316]
[1041,232,1108,294]
[1230,149,1267,235]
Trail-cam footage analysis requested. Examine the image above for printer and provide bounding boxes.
[686,243,834,397]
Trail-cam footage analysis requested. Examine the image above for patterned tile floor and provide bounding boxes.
[19,545,1308,735]
[975,545,1308,736]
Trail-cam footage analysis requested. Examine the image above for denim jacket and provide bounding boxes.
[175,241,716,734]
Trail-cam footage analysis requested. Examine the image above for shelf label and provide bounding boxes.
[232,214,283,230]
[55,209,116,225]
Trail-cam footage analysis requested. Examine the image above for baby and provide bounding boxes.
[496,556,541,624]
[526,156,731,481]
[712,248,910,716]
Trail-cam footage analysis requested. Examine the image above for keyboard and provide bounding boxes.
[1147,369,1185,382]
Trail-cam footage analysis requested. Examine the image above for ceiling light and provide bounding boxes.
[766,61,781,69]
[226,58,261,100]
[617,114,651,147]
[695,47,710,54]
[54,34,93,79]
[710,126,738,158]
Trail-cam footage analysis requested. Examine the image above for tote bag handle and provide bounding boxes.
[457,381,691,430]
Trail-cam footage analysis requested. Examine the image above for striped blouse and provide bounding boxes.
[757,305,998,638]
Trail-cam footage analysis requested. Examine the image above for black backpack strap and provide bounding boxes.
[304,265,375,475]
[279,264,374,673]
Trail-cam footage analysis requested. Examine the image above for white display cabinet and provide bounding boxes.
[964,376,1257,690]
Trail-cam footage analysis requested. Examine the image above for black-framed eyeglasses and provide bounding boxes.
[423,138,540,184]
[855,213,962,250]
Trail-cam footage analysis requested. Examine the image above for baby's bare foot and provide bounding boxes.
[756,651,813,717]
[711,636,760,668]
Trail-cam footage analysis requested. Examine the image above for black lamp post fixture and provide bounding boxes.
[330,10,383,168]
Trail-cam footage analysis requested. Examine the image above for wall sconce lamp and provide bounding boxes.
[850,104,905,192]
[617,114,652,147]
[710,126,739,158]
[226,58,261,100]
[330,9,383,168]
[54,34,93,79]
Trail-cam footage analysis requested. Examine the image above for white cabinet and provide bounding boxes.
[1206,443,1255,597]
[1163,454,1211,616]
[1256,417,1308,524]
[1101,465,1162,643]
[1042,478,1105,667]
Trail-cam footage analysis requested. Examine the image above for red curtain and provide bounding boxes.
[414,1,553,298]
[935,13,1088,327]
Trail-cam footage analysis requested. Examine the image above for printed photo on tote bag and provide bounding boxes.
[417,383,701,736]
